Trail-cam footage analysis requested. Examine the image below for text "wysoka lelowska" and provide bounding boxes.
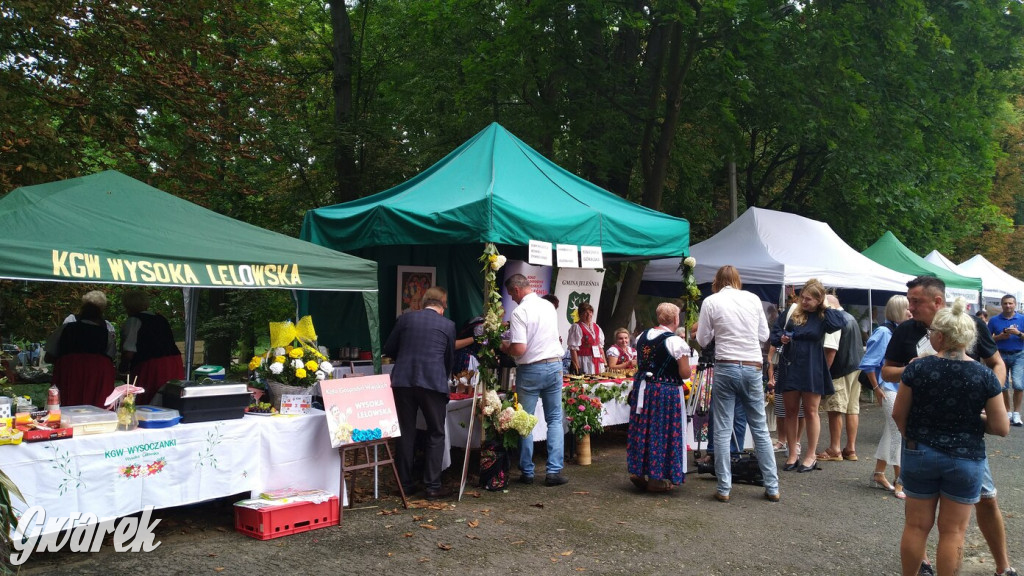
[51,250,302,287]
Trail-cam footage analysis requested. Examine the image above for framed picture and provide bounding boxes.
[396,266,436,317]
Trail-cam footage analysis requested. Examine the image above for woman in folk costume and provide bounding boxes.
[626,303,692,492]
[45,290,117,407]
[567,302,606,375]
[120,290,184,405]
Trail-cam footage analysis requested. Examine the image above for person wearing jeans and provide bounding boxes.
[514,361,564,480]
[501,273,568,487]
[696,265,779,502]
[709,363,779,500]
[988,294,1024,426]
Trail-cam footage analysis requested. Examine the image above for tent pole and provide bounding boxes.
[183,287,198,379]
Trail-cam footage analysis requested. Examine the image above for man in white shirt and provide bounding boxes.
[697,265,779,503]
[500,274,568,486]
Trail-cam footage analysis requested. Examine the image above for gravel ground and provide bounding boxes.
[17,401,1024,575]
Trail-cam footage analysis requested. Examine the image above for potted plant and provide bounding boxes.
[250,348,332,409]
[562,384,604,465]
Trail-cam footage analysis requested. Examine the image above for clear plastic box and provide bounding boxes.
[60,405,118,435]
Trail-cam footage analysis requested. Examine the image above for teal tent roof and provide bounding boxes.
[301,123,689,259]
[862,231,982,291]
[0,170,379,292]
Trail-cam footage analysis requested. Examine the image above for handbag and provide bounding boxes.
[769,304,798,367]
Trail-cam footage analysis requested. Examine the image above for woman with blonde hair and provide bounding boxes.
[895,298,1008,576]
[770,279,845,472]
[606,327,637,371]
[627,302,691,492]
[859,295,911,496]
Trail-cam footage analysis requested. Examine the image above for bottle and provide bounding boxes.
[46,384,61,423]
[46,385,61,412]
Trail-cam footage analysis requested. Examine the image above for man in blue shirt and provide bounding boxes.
[989,295,1024,427]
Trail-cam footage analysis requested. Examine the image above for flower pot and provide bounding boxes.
[576,434,592,466]
[267,380,312,410]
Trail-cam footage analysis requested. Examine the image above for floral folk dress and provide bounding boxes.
[627,331,686,485]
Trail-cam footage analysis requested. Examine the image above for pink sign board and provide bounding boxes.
[320,375,401,448]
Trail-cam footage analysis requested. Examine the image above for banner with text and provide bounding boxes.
[501,260,553,322]
[552,268,606,348]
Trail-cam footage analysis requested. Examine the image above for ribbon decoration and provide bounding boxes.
[268,316,324,359]
[103,383,146,408]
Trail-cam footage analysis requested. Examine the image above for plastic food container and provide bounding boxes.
[60,405,118,435]
[193,365,225,380]
[135,406,181,428]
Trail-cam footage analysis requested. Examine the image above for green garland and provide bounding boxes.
[680,256,700,328]
[476,243,506,390]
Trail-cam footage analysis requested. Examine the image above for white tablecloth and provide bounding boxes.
[0,411,343,537]
[444,381,646,445]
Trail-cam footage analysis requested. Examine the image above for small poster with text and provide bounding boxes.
[320,375,401,448]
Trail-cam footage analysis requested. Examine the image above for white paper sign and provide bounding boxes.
[556,244,579,268]
[580,246,604,268]
[528,240,553,266]
[280,394,312,415]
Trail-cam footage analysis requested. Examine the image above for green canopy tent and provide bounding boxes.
[0,170,381,368]
[300,122,689,350]
[862,230,982,305]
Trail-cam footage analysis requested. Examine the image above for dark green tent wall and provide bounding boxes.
[300,123,690,348]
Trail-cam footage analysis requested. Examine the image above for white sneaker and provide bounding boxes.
[1011,412,1023,427]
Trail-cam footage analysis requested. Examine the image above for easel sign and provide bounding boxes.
[320,375,400,449]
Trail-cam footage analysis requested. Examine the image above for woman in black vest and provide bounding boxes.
[120,290,184,405]
[44,290,117,407]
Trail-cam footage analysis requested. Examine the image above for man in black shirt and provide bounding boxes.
[883,275,1016,576]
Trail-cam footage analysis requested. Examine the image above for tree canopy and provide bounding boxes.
[3,0,1024,344]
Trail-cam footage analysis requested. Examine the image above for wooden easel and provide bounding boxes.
[338,439,408,521]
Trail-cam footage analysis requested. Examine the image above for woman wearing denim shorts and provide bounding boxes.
[893,297,1009,576]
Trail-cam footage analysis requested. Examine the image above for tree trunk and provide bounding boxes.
[330,1,358,203]
[609,261,647,337]
[203,290,233,369]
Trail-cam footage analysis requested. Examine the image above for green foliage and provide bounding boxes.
[3,0,1024,341]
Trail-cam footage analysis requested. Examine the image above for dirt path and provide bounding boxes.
[17,403,1024,575]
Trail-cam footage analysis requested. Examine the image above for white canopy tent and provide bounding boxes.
[922,250,995,306]
[642,208,913,302]
[957,254,1024,306]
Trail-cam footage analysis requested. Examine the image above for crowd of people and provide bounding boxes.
[386,269,1017,576]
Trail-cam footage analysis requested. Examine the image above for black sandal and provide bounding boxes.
[797,459,820,473]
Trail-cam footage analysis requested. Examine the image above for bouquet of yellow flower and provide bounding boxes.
[249,345,333,388]
[562,384,604,439]
[479,389,538,450]
[249,317,332,388]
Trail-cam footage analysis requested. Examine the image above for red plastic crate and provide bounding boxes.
[234,497,339,540]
